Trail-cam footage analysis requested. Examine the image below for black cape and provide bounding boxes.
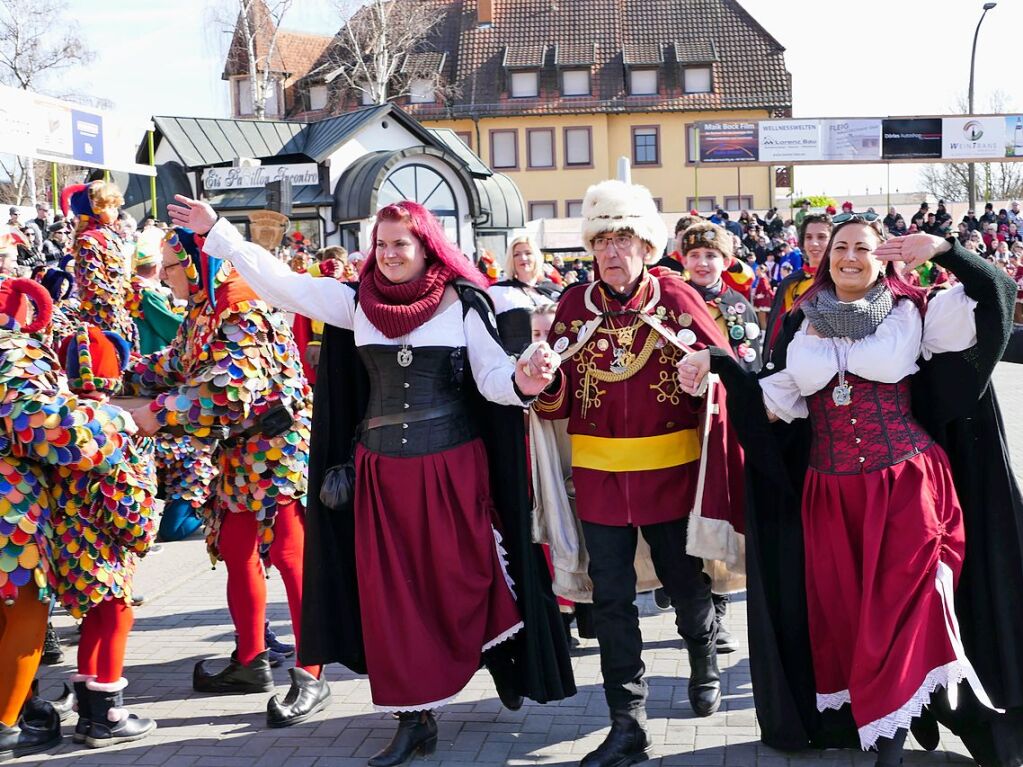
[300,281,576,705]
[711,242,1023,764]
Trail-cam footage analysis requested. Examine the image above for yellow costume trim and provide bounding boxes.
[571,429,700,472]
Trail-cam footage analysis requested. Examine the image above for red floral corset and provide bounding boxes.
[806,374,933,475]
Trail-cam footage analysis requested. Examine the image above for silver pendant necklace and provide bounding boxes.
[397,334,413,368]
[830,339,852,407]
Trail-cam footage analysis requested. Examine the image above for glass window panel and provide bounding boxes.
[684,67,712,94]
[510,71,539,98]
[565,128,591,166]
[629,69,657,95]
[562,70,590,96]
[528,130,554,168]
[492,131,517,168]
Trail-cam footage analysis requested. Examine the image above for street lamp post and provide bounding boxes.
[968,2,997,210]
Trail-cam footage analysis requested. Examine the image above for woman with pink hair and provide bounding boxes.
[168,196,575,767]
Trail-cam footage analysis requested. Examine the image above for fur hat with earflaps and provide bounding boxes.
[580,180,669,262]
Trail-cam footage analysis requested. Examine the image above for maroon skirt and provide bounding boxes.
[802,444,972,748]
[354,438,522,711]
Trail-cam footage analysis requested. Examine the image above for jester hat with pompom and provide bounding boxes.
[0,278,53,334]
[58,324,131,396]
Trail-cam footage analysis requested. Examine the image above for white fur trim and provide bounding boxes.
[580,180,668,259]
[686,514,746,576]
[482,621,524,652]
[71,673,96,683]
[86,677,128,693]
[107,707,129,723]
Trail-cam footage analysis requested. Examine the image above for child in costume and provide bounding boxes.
[128,228,320,728]
[52,323,158,748]
[0,280,146,758]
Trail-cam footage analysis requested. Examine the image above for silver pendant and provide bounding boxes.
[832,382,852,407]
[397,346,413,368]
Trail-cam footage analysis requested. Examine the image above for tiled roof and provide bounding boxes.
[223,0,331,79]
[674,40,718,64]
[401,51,448,75]
[307,0,790,118]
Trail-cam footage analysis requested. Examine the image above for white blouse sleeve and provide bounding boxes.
[760,367,809,423]
[203,218,356,329]
[921,284,979,360]
[845,300,922,382]
[464,308,525,407]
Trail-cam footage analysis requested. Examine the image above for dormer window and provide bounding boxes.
[562,69,590,97]
[675,40,718,94]
[309,84,328,110]
[402,52,446,105]
[629,69,658,96]
[409,77,436,104]
[510,71,539,98]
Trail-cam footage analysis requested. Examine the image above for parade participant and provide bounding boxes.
[489,234,561,354]
[531,181,745,767]
[167,194,575,767]
[0,280,146,757]
[52,324,158,748]
[751,265,775,329]
[764,213,833,351]
[677,220,1017,765]
[127,228,320,729]
[127,227,183,356]
[61,183,137,348]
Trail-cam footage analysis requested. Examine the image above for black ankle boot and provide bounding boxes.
[482,646,523,711]
[40,623,63,665]
[0,715,62,761]
[193,650,274,694]
[580,711,651,767]
[72,675,93,743]
[910,709,939,751]
[21,680,75,726]
[368,711,438,767]
[687,646,722,717]
[267,667,330,728]
[84,678,157,748]
[561,612,580,648]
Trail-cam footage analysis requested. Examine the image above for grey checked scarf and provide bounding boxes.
[801,282,894,340]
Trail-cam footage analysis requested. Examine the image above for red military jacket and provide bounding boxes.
[534,269,735,526]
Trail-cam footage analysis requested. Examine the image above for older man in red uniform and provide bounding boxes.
[534,180,742,767]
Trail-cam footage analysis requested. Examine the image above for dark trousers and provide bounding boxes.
[582,518,716,716]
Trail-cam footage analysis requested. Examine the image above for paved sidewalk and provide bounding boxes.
[20,362,1023,767]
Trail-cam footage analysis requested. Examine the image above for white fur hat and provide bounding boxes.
[580,180,668,259]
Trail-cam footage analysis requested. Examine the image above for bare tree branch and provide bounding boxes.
[215,0,295,120]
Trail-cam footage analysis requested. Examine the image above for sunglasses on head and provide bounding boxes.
[832,212,880,225]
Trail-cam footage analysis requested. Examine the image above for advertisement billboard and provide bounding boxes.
[698,122,759,163]
[758,120,820,162]
[820,119,882,161]
[1004,116,1023,157]
[881,118,942,160]
[942,117,1005,159]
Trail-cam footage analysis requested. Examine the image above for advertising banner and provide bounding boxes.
[698,122,759,163]
[0,84,155,176]
[820,119,882,161]
[758,120,820,162]
[881,118,942,160]
[202,163,320,190]
[942,117,1005,159]
[1004,116,1023,157]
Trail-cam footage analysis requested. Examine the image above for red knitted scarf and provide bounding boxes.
[359,259,456,339]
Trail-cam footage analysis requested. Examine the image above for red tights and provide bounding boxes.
[219,501,320,677]
[78,598,134,684]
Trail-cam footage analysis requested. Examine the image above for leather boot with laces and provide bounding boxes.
[367,711,438,767]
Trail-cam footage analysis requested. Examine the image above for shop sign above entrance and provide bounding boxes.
[202,163,319,190]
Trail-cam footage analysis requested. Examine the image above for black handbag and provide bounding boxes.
[319,459,356,512]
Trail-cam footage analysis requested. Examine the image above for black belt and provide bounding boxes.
[361,402,464,433]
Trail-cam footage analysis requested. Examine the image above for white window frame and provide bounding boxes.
[566,200,584,218]
[529,201,557,220]
[510,71,539,98]
[527,129,555,169]
[564,127,592,167]
[309,84,328,111]
[629,69,658,96]
[562,69,590,97]
[409,77,435,104]
[491,130,518,169]
[236,78,253,116]
[683,66,712,94]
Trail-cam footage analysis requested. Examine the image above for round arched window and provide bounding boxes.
[379,163,459,243]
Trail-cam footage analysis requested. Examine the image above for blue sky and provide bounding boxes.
[53,0,1019,197]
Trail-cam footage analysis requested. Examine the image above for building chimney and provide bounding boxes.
[478,0,493,27]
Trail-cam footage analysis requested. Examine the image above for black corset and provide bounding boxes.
[496,308,533,355]
[357,345,475,457]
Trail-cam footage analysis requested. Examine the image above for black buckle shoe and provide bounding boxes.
[40,623,64,666]
[0,716,62,761]
[193,651,274,694]
[580,714,651,767]
[21,681,75,726]
[687,648,722,718]
[368,711,438,767]
[267,667,330,728]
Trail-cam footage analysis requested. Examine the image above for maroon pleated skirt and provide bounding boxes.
[802,444,968,748]
[354,438,522,711]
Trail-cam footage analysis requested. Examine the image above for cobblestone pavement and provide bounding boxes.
[20,361,1023,767]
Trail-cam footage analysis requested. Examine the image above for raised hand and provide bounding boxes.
[167,194,218,235]
[874,233,951,271]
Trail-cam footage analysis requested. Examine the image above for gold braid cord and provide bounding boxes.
[576,329,660,418]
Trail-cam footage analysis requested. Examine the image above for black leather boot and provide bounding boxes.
[193,650,274,694]
[687,646,722,717]
[0,714,62,761]
[71,675,93,743]
[482,645,523,711]
[84,678,157,748]
[910,708,939,751]
[267,667,330,728]
[21,680,74,725]
[579,711,651,767]
[40,623,63,665]
[367,711,438,767]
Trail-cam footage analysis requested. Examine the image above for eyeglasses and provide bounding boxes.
[832,212,880,225]
[160,261,184,272]
[592,234,636,251]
